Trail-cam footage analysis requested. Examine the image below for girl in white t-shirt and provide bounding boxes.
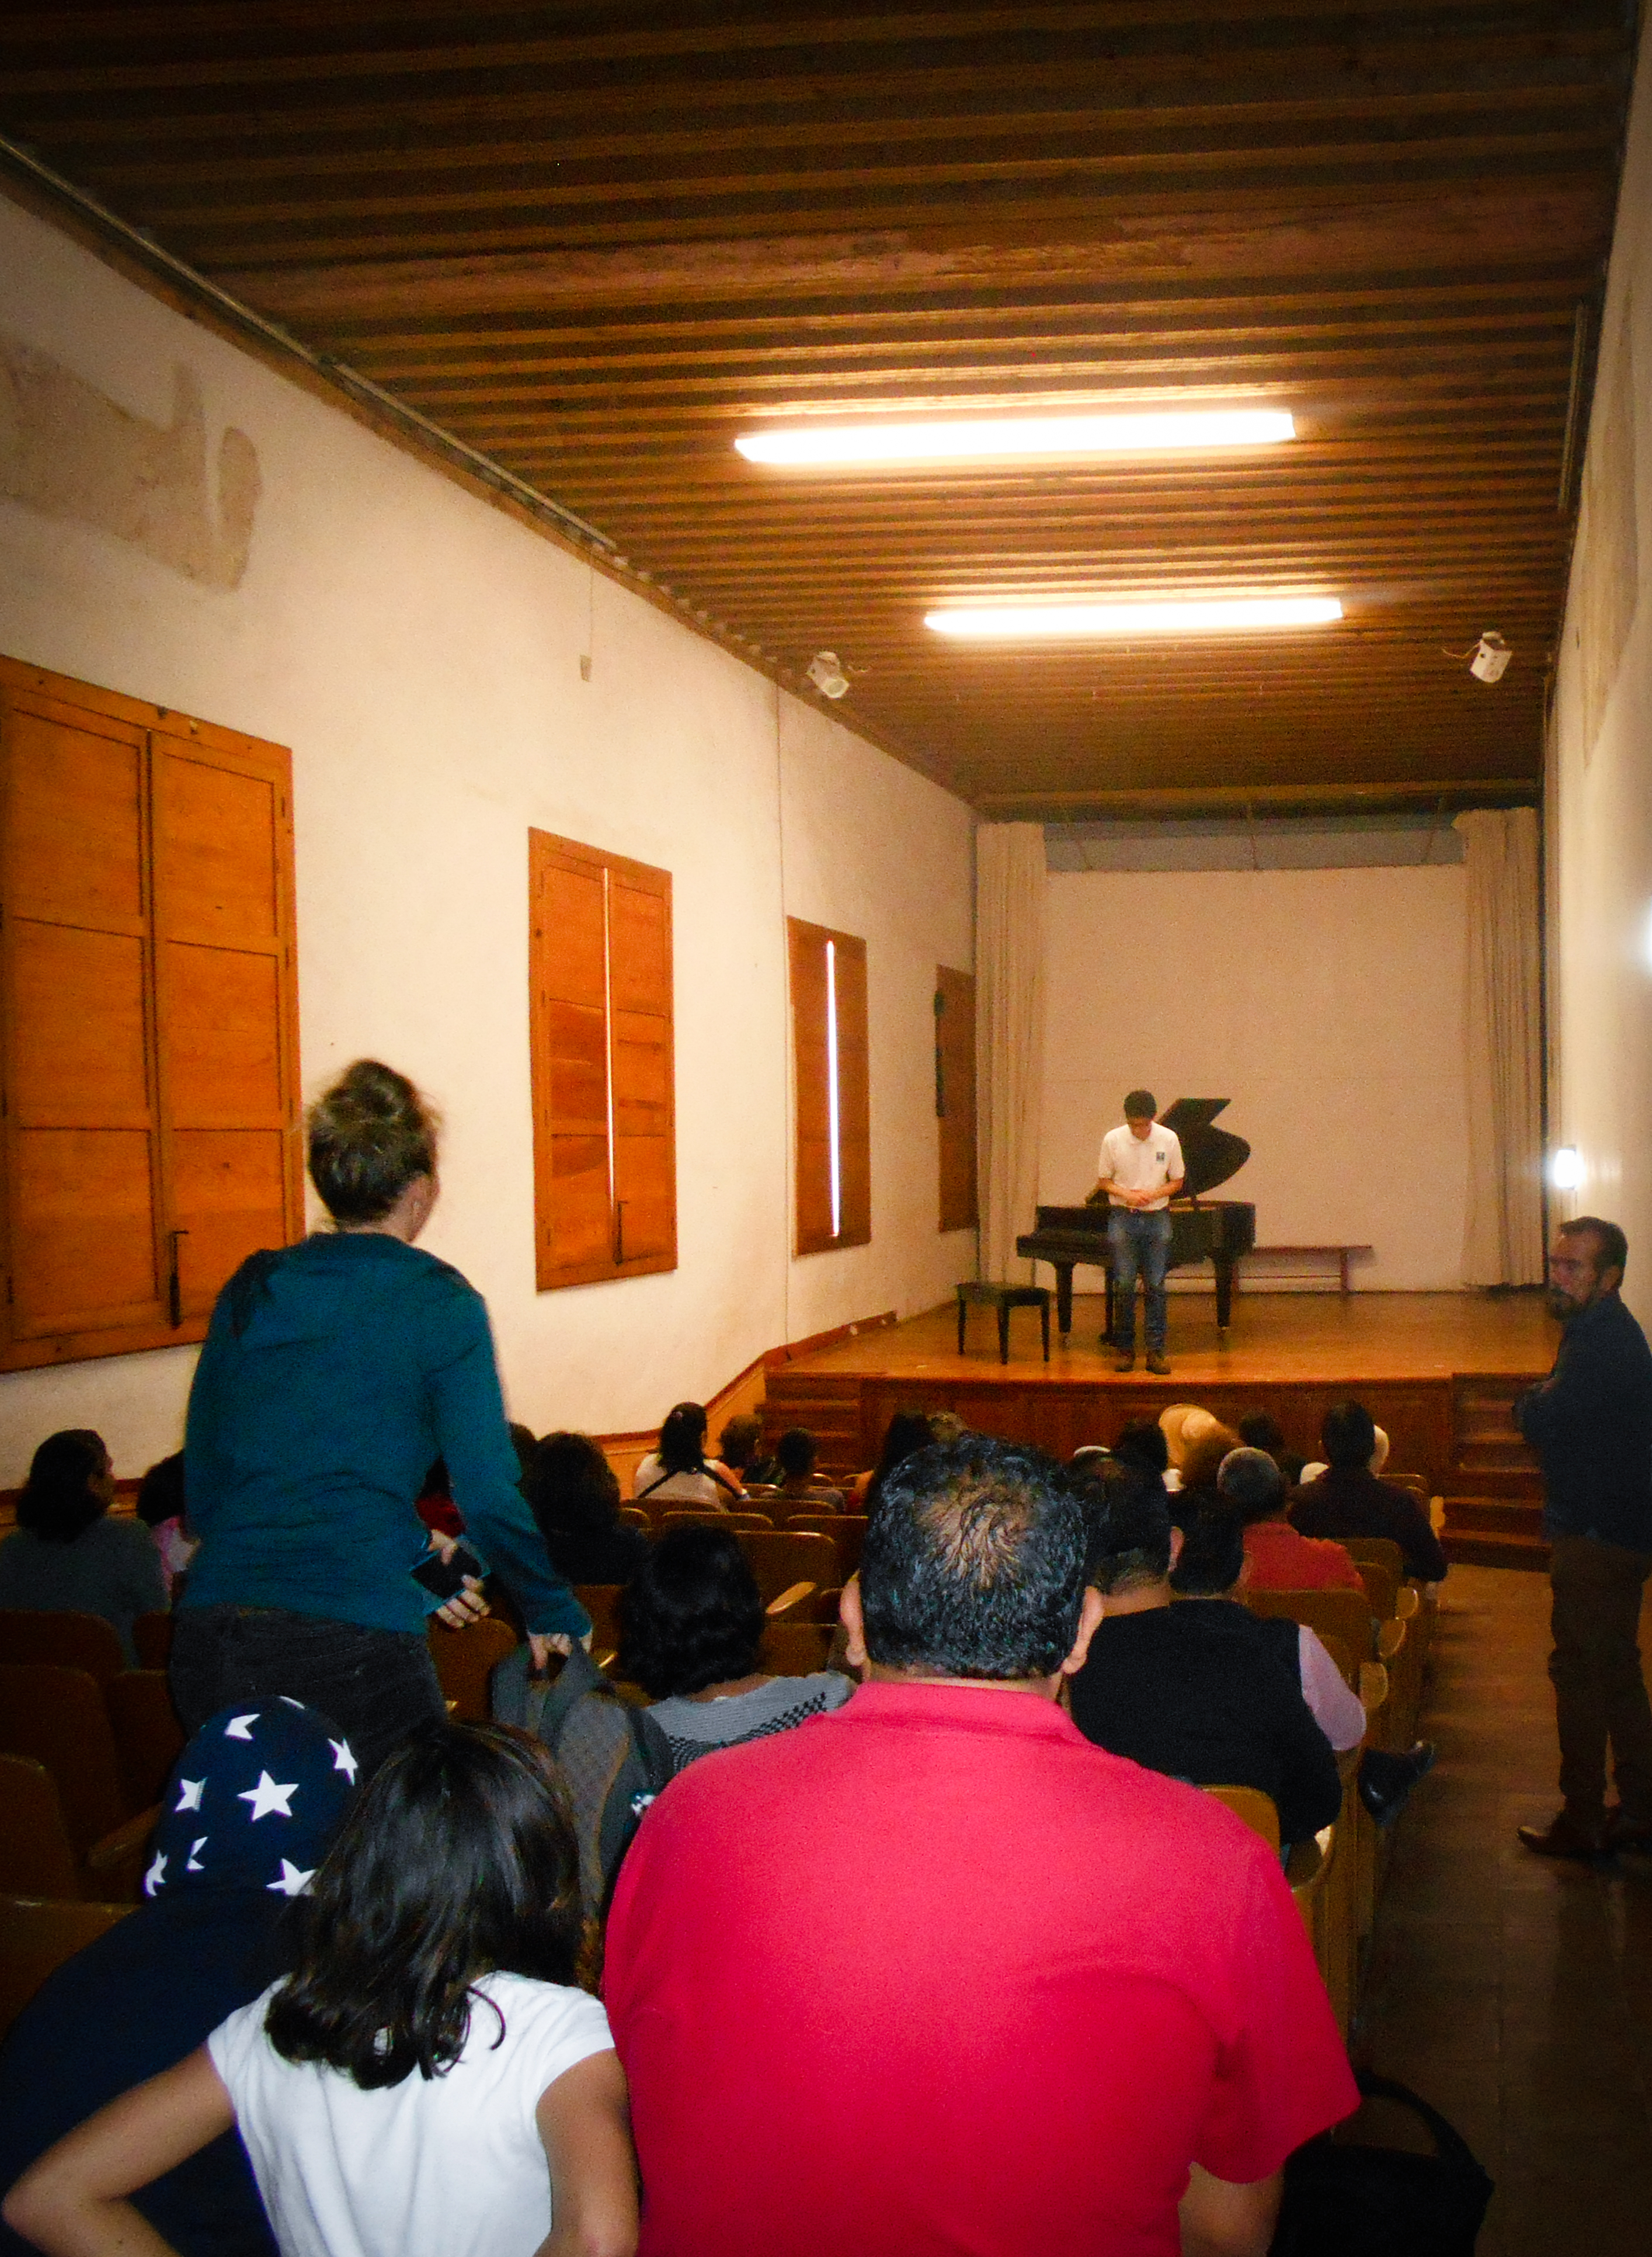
[5,1722,638,2257]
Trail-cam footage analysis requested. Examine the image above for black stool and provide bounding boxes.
[955,1282,1052,1365]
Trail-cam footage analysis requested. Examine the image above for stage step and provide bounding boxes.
[761,1373,865,1479]
[1440,1492,1549,1570]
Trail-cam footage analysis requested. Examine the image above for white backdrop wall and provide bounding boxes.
[1547,12,1652,1329]
[0,190,975,1482]
[1039,866,1471,1289]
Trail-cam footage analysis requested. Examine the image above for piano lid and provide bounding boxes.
[1157,1098,1251,1199]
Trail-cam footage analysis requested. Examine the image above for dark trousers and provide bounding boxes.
[1548,1533,1652,1827]
[1108,1208,1172,1354]
[171,1605,446,1782]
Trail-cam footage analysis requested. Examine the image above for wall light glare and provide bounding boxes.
[924,595,1344,640]
[1551,1146,1584,1190]
[735,408,1295,468]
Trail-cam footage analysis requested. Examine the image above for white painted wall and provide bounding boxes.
[1547,18,1652,1327]
[1040,866,1470,1289]
[0,190,975,1482]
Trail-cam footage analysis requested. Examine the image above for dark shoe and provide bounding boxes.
[1605,1807,1652,1854]
[1359,1741,1437,1828]
[1517,1812,1609,1860]
[1113,1351,1136,1374]
[1146,1352,1171,1376]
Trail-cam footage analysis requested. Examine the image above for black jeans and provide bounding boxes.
[171,1605,446,1782]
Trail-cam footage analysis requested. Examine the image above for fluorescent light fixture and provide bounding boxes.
[735,408,1295,467]
[825,940,842,1240]
[925,595,1343,639]
[1550,1146,1583,1190]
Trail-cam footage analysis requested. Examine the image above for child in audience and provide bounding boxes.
[4,1721,637,2257]
[0,1430,165,1664]
[618,1527,851,1772]
[774,1429,844,1509]
[632,1403,744,1509]
[715,1414,778,1491]
[527,1432,651,1586]
[134,1453,197,1600]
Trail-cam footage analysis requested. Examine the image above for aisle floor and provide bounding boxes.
[1355,1567,1652,2255]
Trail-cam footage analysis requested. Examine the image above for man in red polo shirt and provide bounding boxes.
[604,1437,1356,2257]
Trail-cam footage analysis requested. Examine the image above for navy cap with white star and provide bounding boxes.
[146,1698,358,1901]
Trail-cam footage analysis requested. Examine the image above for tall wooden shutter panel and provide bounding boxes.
[935,965,979,1233]
[834,938,871,1246]
[788,917,871,1257]
[530,831,676,1290]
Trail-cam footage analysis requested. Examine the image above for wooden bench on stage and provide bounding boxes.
[1240,1244,1373,1296]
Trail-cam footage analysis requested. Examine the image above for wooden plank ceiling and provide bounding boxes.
[0,3,1637,812]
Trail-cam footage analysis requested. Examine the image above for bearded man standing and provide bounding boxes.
[1517,1217,1652,1859]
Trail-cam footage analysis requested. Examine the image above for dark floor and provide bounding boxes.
[1355,1567,1652,2256]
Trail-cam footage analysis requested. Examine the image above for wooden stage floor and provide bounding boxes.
[768,1292,1556,1488]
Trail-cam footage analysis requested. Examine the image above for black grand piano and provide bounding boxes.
[1016,1098,1256,1336]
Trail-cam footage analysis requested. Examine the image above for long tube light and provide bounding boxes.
[924,595,1343,638]
[825,940,843,1240]
[736,408,1295,467]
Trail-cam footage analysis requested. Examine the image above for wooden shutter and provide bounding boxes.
[788,916,871,1256]
[935,964,979,1232]
[0,658,301,1371]
[530,830,676,1289]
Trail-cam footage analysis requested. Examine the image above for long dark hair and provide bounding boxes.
[617,1525,764,1698]
[266,1723,584,2088]
[656,1401,710,1476]
[16,1430,110,1544]
[863,1409,934,1518]
[528,1432,624,1539]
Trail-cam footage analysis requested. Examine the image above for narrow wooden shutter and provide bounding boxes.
[1,689,165,1339]
[834,936,871,1248]
[151,734,302,1320]
[530,830,676,1289]
[788,917,871,1256]
[788,920,834,1255]
[935,964,979,1232]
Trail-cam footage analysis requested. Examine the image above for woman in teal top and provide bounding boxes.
[173,1060,589,1775]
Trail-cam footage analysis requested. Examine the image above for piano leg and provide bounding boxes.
[1215,1255,1236,1331]
[1053,1263,1075,1339]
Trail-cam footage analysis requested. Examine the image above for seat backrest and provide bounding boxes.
[785,1514,868,1576]
[1245,1587,1376,1659]
[1205,1783,1282,1851]
[428,1618,522,1723]
[0,1664,132,1851]
[0,1755,82,1898]
[0,1611,125,1687]
[572,1585,625,1664]
[617,1506,652,1533]
[736,1531,838,1606]
[1338,1537,1405,1581]
[759,1621,834,1676]
[104,1672,186,1811]
[0,1894,133,2041]
[132,1613,174,1671]
[660,1509,775,1534]
[1355,1561,1400,1621]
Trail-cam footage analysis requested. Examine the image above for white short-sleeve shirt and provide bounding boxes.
[1098,1122,1185,1210]
[208,1974,614,2257]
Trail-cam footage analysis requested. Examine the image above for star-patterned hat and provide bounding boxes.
[145,1699,360,1902]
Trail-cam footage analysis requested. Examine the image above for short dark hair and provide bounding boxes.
[860,1439,1086,1681]
[265,1721,584,2089]
[16,1430,109,1544]
[617,1525,765,1698]
[1112,1418,1170,1475]
[1170,1501,1247,1595]
[1321,1400,1377,1471]
[527,1432,622,1539]
[718,1413,763,1471]
[1084,1466,1173,1593]
[307,1060,439,1224]
[1180,1421,1243,1495]
[1237,1411,1286,1457]
[864,1410,936,1516]
[777,1428,818,1478]
[1123,1088,1157,1119]
[134,1451,186,1529]
[1216,1446,1285,1524]
[1560,1216,1628,1278]
[656,1401,710,1475]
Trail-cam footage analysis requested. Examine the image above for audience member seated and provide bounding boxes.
[1110,1417,1172,1496]
[0,1430,166,1664]
[0,1700,357,2257]
[1174,1421,1245,1514]
[615,1527,851,1772]
[773,1429,844,1509]
[1157,1402,1221,1492]
[858,1409,935,1518]
[526,1432,652,1586]
[134,1452,198,1600]
[717,1414,778,1491]
[5,1722,637,2257]
[1220,1447,1365,1591]
[632,1402,745,1509]
[1237,1411,1307,1487]
[603,1437,1356,2256]
[1290,1401,1448,1582]
[1069,1471,1344,1847]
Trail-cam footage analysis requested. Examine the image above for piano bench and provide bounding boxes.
[956,1282,1051,1365]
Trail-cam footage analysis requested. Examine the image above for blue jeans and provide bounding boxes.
[1108,1209,1171,1355]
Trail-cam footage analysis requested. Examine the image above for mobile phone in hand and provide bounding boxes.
[411,1541,489,1602]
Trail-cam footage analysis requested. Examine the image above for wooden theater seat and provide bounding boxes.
[759,1621,835,1676]
[0,1895,133,2041]
[0,1610,125,1687]
[105,1672,186,1812]
[661,1509,775,1534]
[1245,1587,1376,1661]
[572,1585,625,1671]
[1204,1783,1281,1851]
[0,1665,158,1900]
[1340,1537,1406,1582]
[132,1613,174,1671]
[785,1513,868,1577]
[428,1617,521,1723]
[0,1755,82,1900]
[737,1531,837,1609]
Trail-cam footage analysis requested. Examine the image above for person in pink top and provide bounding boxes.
[1221,1447,1365,1591]
[604,1436,1356,2257]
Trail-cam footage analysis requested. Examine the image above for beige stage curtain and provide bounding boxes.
[1455,807,1545,1286]
[976,823,1047,1281]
